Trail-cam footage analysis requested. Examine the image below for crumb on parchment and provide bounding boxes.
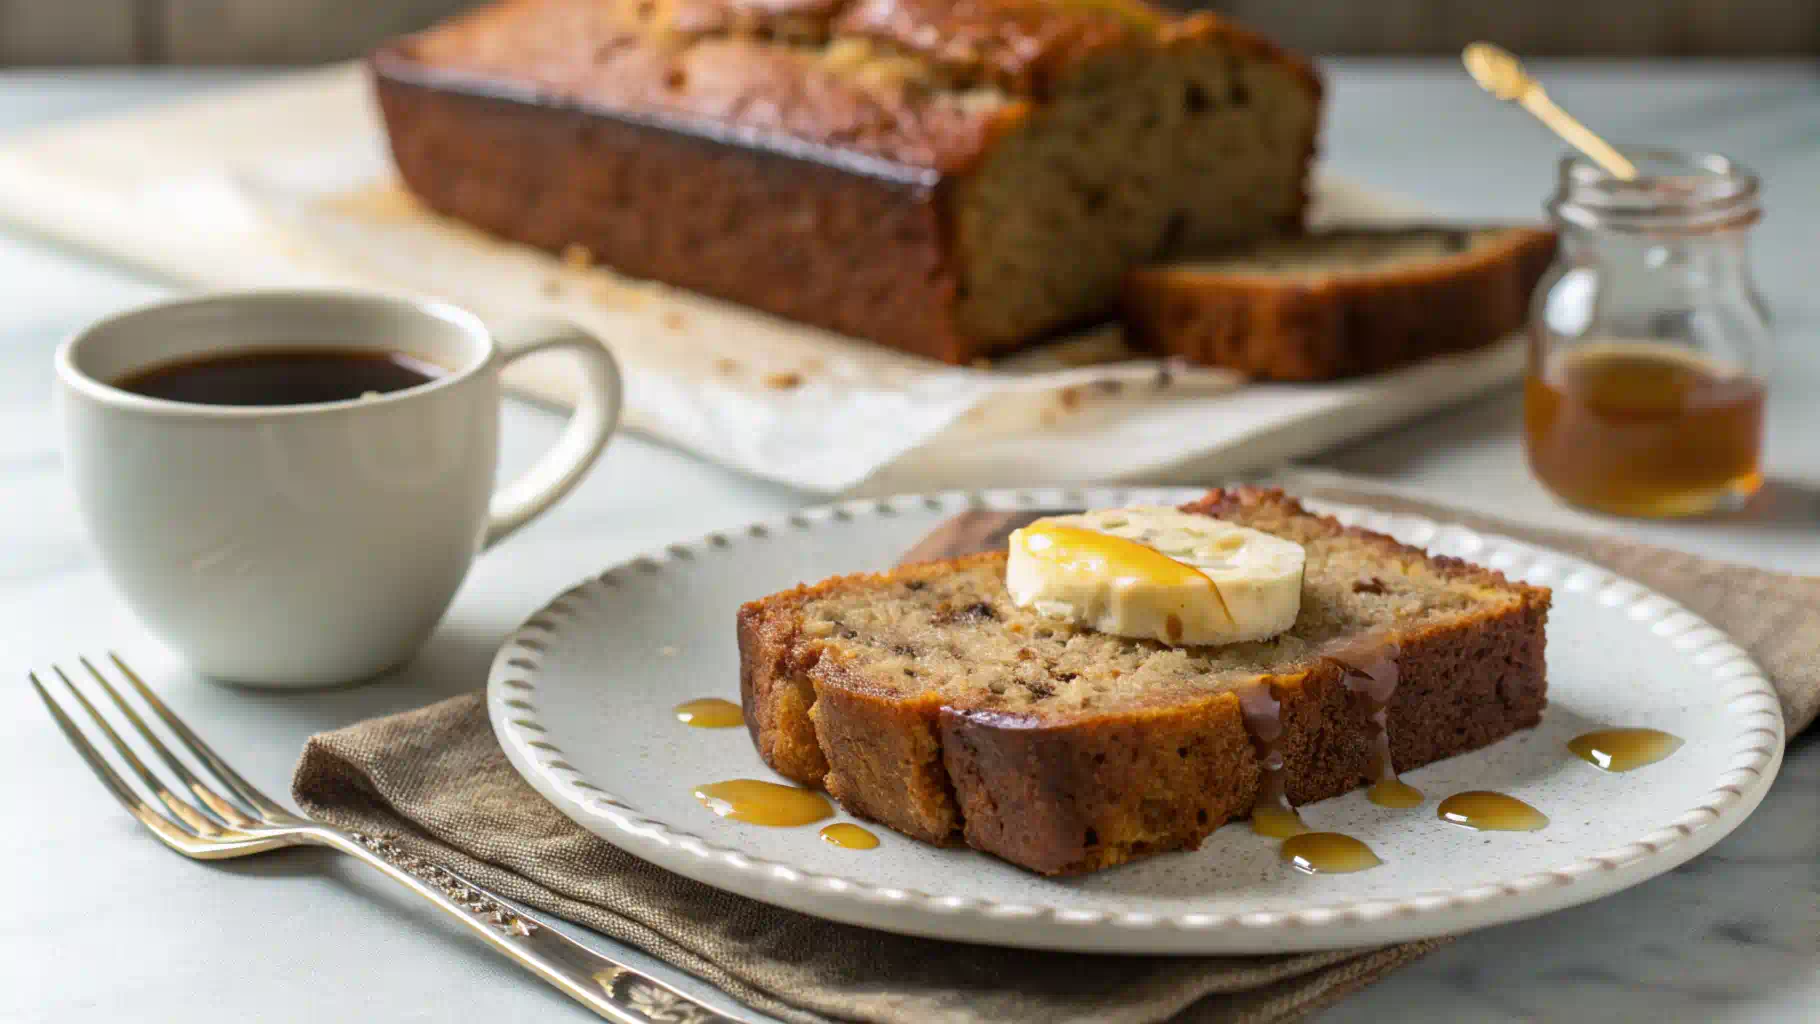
[715,357,741,375]
[763,371,803,390]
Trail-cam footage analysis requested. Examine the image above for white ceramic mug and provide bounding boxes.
[56,290,622,687]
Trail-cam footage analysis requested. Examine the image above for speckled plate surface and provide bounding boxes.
[487,488,1784,954]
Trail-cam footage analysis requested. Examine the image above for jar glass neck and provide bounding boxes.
[1550,147,1761,237]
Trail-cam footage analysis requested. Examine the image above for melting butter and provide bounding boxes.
[1016,523,1215,589]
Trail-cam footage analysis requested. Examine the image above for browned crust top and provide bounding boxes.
[375,0,1318,173]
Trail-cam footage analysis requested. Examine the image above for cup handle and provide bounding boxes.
[483,319,623,550]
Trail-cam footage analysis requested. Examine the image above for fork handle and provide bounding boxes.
[323,830,743,1023]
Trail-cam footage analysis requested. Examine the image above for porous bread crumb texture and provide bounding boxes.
[1123,225,1558,381]
[955,39,1318,346]
[738,488,1551,874]
[372,0,1321,363]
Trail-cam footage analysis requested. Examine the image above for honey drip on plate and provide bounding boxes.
[819,823,880,849]
[1324,638,1423,809]
[1367,778,1425,809]
[1281,832,1383,874]
[1569,728,1684,772]
[1238,682,1308,838]
[1437,791,1548,831]
[1250,799,1309,839]
[674,698,744,728]
[693,780,833,826]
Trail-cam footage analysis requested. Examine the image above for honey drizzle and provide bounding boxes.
[1237,681,1307,837]
[1013,522,1235,624]
[673,697,744,728]
[1321,638,1423,809]
[1568,728,1684,772]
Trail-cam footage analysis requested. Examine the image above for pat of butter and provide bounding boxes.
[1005,508,1304,645]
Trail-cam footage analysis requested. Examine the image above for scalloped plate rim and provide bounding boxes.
[487,486,1784,954]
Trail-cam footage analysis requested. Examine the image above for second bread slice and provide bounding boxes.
[1123,226,1556,380]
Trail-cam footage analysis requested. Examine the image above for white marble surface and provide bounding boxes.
[2,63,1815,1023]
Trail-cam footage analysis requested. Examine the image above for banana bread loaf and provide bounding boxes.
[1123,225,1557,380]
[739,488,1550,875]
[372,0,1322,364]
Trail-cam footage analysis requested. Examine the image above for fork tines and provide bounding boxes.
[31,654,299,857]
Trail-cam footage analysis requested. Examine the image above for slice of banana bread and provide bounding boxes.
[1123,225,1557,380]
[739,488,1549,875]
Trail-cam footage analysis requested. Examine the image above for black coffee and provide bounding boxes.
[116,347,446,407]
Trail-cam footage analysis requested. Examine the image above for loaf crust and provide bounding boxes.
[371,0,1322,364]
[1123,226,1557,381]
[738,488,1550,875]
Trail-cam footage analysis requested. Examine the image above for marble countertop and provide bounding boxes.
[2,62,1814,1023]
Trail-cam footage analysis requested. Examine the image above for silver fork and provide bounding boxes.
[32,653,741,1024]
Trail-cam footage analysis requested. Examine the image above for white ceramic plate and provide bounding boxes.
[487,488,1784,954]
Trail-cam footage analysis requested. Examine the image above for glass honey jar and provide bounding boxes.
[1525,148,1771,517]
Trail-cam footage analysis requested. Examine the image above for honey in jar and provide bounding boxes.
[1526,148,1771,518]
[1525,342,1765,517]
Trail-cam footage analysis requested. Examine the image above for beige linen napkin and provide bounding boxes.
[292,491,1816,1024]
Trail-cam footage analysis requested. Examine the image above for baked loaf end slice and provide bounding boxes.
[739,488,1549,875]
[372,0,1321,364]
[1123,226,1557,381]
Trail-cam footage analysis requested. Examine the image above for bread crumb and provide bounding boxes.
[715,357,741,375]
[540,278,563,297]
[661,310,687,331]
[658,645,679,656]
[1059,386,1081,411]
[763,371,803,390]
[562,243,594,269]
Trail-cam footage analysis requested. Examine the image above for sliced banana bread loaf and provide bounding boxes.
[373,0,1321,364]
[1123,226,1556,380]
[739,488,1549,875]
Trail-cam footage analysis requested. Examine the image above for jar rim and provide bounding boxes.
[1550,146,1761,234]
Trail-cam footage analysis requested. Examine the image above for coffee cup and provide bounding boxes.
[56,289,622,687]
